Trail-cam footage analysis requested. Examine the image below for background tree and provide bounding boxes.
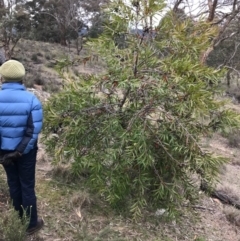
[22,0,109,50]
[41,0,82,46]
[0,0,110,58]
[23,0,59,42]
[207,18,240,87]
[81,0,109,38]
[0,0,6,18]
[164,0,240,92]
[170,0,240,66]
[0,0,28,60]
[42,0,240,218]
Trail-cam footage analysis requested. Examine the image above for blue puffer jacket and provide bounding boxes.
[0,82,43,154]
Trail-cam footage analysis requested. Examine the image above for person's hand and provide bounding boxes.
[5,151,21,160]
[0,155,13,166]
[0,151,21,166]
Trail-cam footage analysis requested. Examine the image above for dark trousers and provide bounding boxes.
[3,148,38,229]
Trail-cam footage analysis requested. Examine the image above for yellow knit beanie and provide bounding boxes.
[0,60,25,81]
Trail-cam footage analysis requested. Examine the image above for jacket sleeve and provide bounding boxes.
[16,96,43,154]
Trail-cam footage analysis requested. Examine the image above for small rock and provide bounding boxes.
[155,208,166,216]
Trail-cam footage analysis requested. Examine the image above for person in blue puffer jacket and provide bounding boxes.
[0,60,44,235]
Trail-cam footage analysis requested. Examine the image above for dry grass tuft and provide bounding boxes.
[70,192,91,209]
[218,164,227,175]
[50,164,79,184]
[223,206,240,227]
[226,130,240,148]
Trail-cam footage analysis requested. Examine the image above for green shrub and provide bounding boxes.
[0,205,29,241]
[42,0,240,219]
